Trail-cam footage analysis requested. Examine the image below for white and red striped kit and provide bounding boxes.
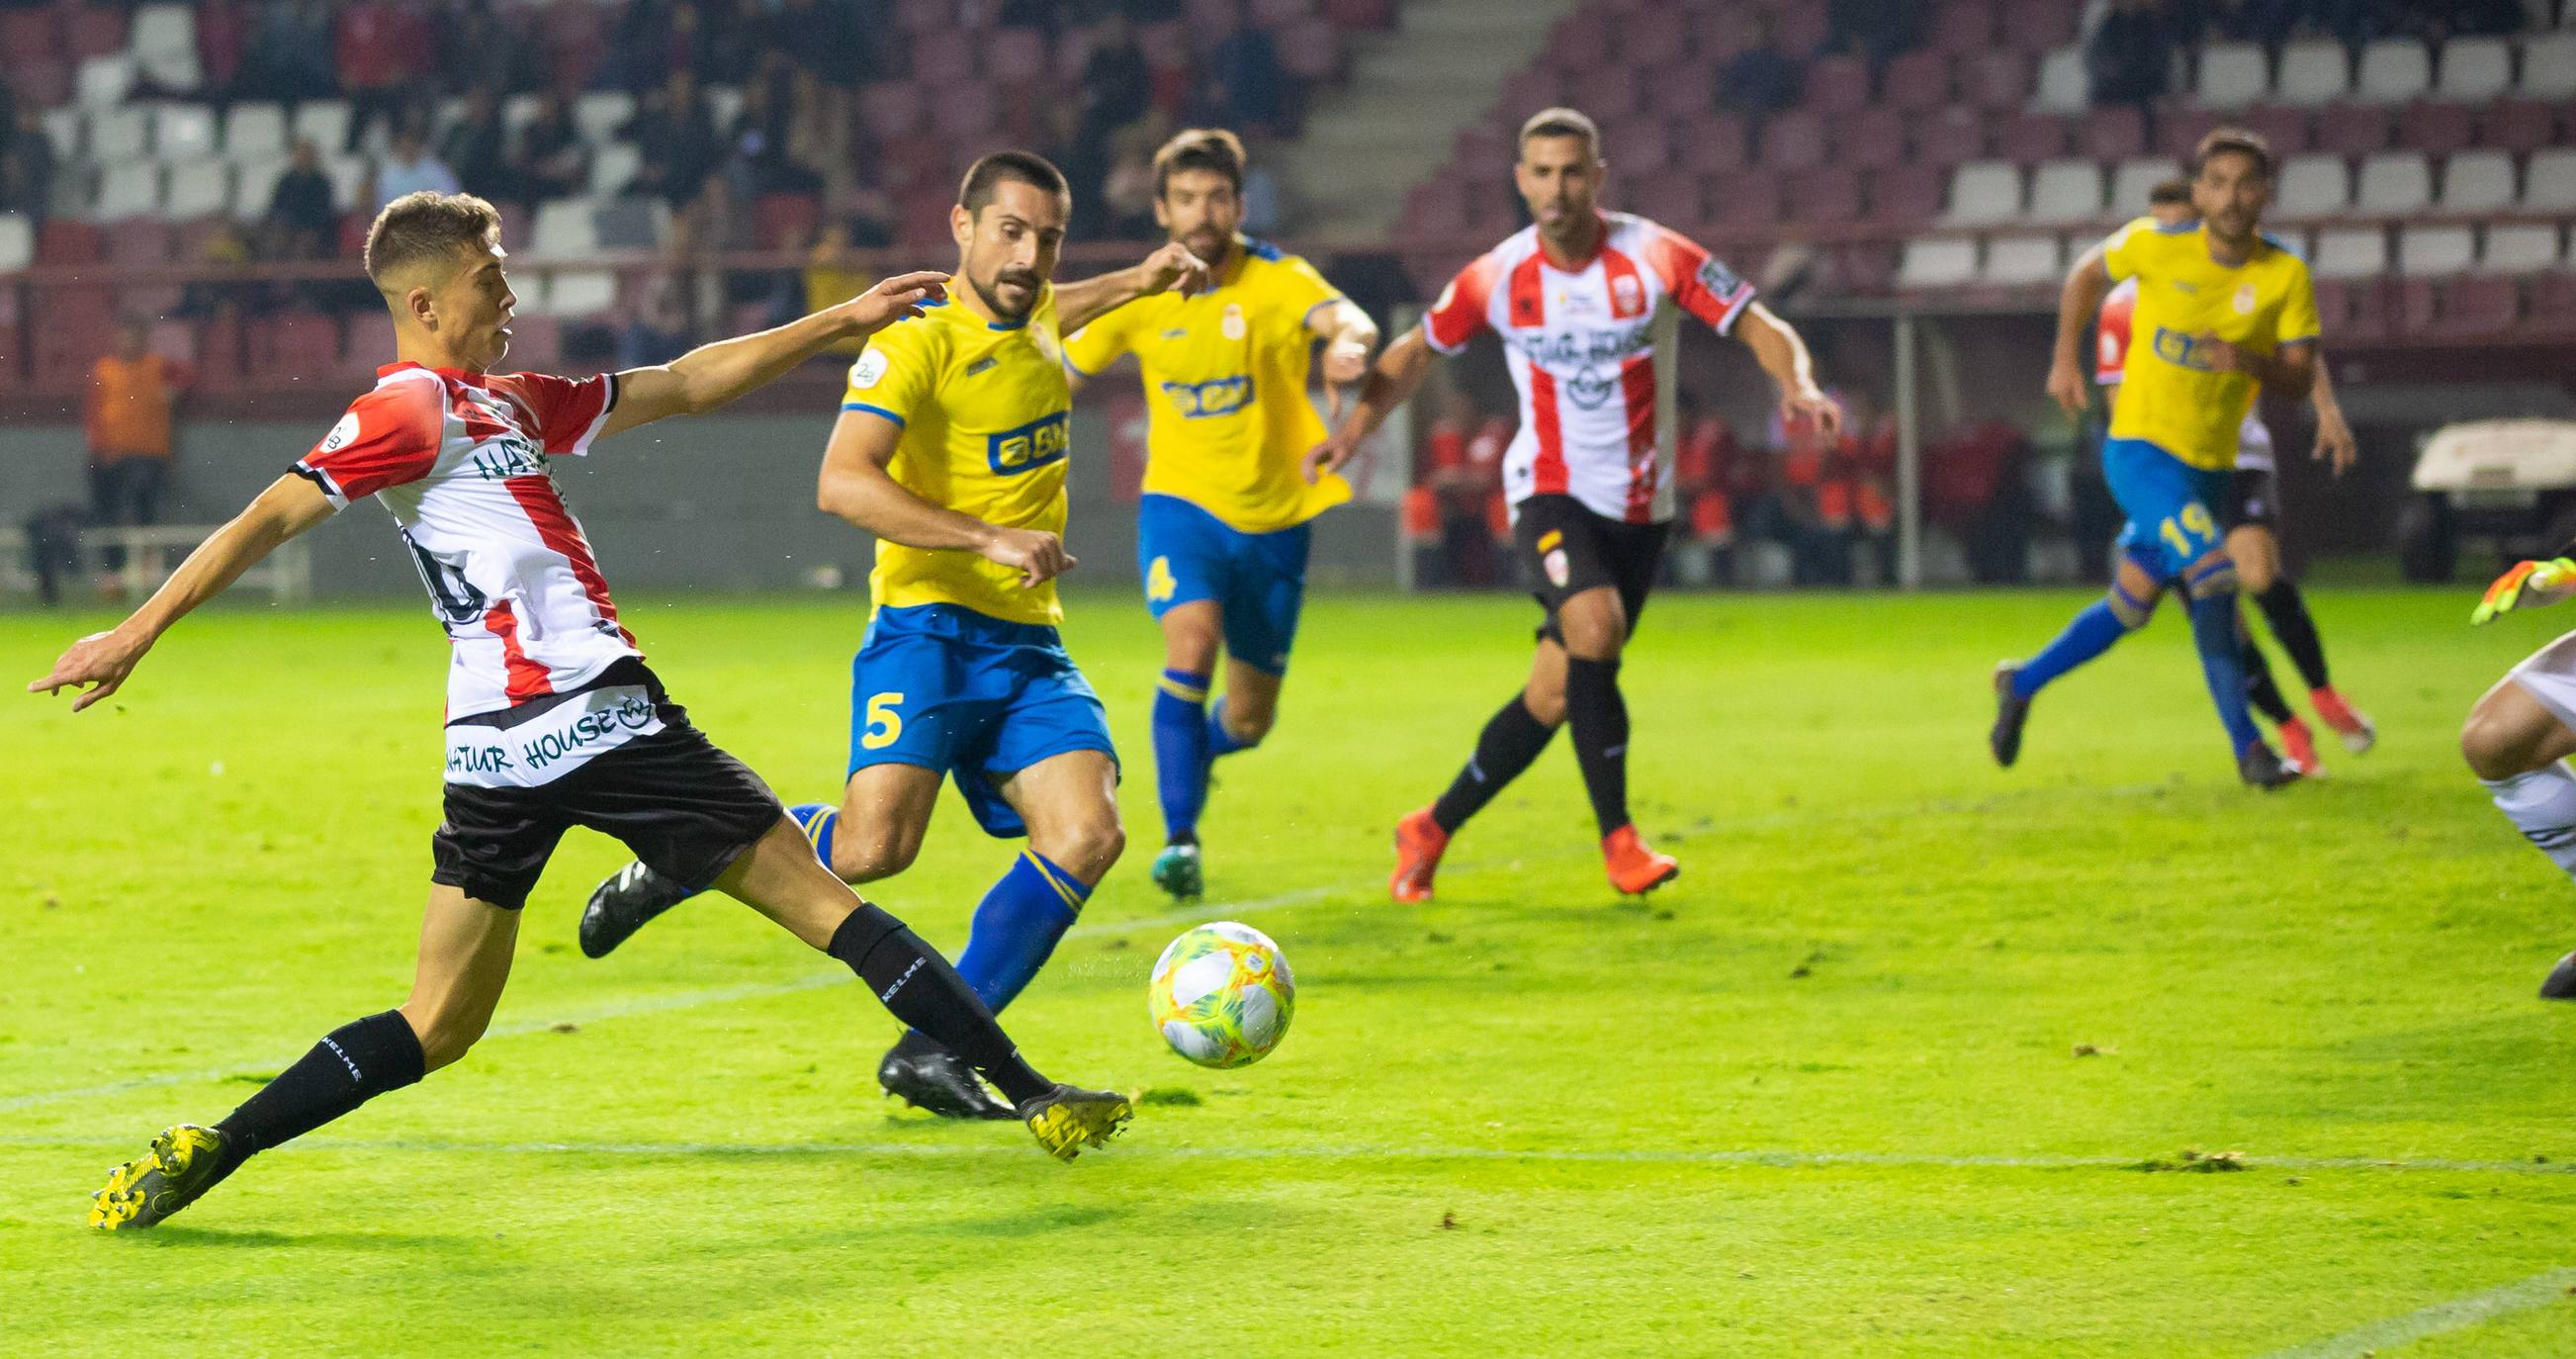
[293,362,631,720]
[1420,212,1755,524]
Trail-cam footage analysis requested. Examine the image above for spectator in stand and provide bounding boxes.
[86,321,194,581]
[1040,100,1112,238]
[1821,390,1899,586]
[779,0,873,89]
[1205,0,1288,135]
[617,270,696,369]
[1239,134,1286,233]
[1927,419,2034,586]
[513,90,591,206]
[724,60,802,198]
[606,0,677,92]
[264,137,340,259]
[1101,116,1167,239]
[1717,15,1804,121]
[438,87,515,203]
[1825,0,1922,66]
[195,0,249,105]
[1675,392,1742,582]
[1421,390,1507,588]
[619,69,724,210]
[783,67,854,205]
[0,102,55,226]
[338,0,422,154]
[2087,0,2176,107]
[178,220,253,320]
[374,126,461,213]
[1081,13,1155,142]
[244,0,335,105]
[435,0,530,96]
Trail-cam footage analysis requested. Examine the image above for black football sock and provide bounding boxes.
[828,904,1051,1106]
[1563,656,1633,837]
[2238,621,2293,725]
[1431,693,1559,834]
[2255,579,2332,690]
[213,1010,426,1179]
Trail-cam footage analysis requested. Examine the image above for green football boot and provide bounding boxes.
[1149,842,1203,901]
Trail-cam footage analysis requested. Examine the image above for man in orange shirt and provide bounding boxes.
[86,321,192,578]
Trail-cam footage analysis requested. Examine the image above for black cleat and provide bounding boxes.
[1990,663,2031,769]
[2237,741,2301,791]
[878,1043,1018,1121]
[2540,951,2576,1001]
[578,861,692,958]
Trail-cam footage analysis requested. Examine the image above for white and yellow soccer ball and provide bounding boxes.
[1148,922,1294,1068]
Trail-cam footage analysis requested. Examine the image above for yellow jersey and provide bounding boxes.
[1059,236,1349,534]
[2099,216,2320,471]
[841,281,1073,626]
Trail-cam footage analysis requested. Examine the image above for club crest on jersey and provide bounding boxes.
[1221,304,1247,341]
[2234,283,2258,315]
[986,410,1071,475]
[321,411,359,453]
[1565,366,1617,410]
[1610,272,1645,318]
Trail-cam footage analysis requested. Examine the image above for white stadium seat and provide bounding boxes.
[1898,237,1980,289]
[534,270,618,317]
[225,103,289,158]
[530,199,600,259]
[2396,226,2474,275]
[575,91,635,144]
[141,46,202,92]
[164,159,228,218]
[2025,159,2105,225]
[2441,150,2516,213]
[589,140,642,198]
[2274,41,2350,105]
[2437,37,2513,100]
[503,92,542,136]
[42,107,84,159]
[705,84,743,133]
[228,156,287,219]
[0,213,32,272]
[2108,158,2178,218]
[2527,148,2576,211]
[1981,234,2063,285]
[2354,153,2431,214]
[133,3,196,60]
[2310,226,2387,280]
[2271,155,2351,218]
[95,161,162,220]
[153,105,218,160]
[2522,33,2576,99]
[76,53,136,107]
[2034,46,2087,112]
[292,101,351,155]
[1943,160,2023,226]
[2193,43,2266,107]
[2352,39,2429,103]
[89,106,149,162]
[324,154,369,210]
[2481,224,2565,273]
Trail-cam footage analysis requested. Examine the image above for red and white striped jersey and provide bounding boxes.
[1421,212,1755,524]
[294,362,633,722]
[2096,279,2273,469]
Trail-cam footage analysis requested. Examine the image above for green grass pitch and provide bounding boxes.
[7,586,2576,1356]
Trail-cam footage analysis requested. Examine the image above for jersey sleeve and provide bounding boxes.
[1059,302,1131,378]
[2098,218,2154,284]
[1269,252,1347,340]
[1643,226,1756,335]
[840,317,937,427]
[290,379,445,507]
[1421,251,1501,355]
[490,371,618,456]
[2274,257,2321,348]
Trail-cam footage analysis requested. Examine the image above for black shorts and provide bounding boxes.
[1512,494,1673,644]
[431,660,785,911]
[2225,465,2279,531]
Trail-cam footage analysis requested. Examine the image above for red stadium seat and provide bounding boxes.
[1677,113,1750,174]
[2396,100,2476,157]
[1705,169,1781,230]
[930,83,999,139]
[65,5,130,59]
[1627,174,1703,230]
[2081,106,2146,161]
[1961,49,2031,111]
[1998,0,2079,50]
[2478,99,2560,153]
[2238,106,2314,156]
[1616,5,1687,67]
[1929,0,1998,54]
[2155,107,2221,160]
[1991,110,2068,163]
[984,27,1047,82]
[1790,164,1865,226]
[1805,54,1872,115]
[252,311,341,383]
[2307,278,2352,333]
[2310,104,2392,156]
[2340,277,2391,341]
[1758,110,1825,171]
[2395,277,2438,333]
[37,221,103,266]
[1912,107,1990,167]
[859,80,929,136]
[752,193,821,250]
[1278,22,1342,83]
[1834,241,1901,295]
[1867,164,1948,226]
[1833,107,1910,171]
[898,189,954,248]
[9,57,70,109]
[1552,15,1613,72]
[896,0,949,34]
[1321,0,1396,30]
[2434,275,2521,336]
[1879,50,1952,113]
[1401,180,1469,237]
[915,42,973,86]
[1,7,58,62]
[2532,274,2576,331]
[1647,65,1713,120]
[1501,65,1567,115]
[1772,6,1827,56]
[107,220,174,268]
[1588,75,1645,124]
[1616,119,1672,174]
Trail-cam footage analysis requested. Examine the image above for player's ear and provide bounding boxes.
[949,203,973,248]
[406,284,437,332]
[1152,195,1172,229]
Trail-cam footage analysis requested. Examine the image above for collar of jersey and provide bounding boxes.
[1535,213,1613,273]
[379,360,487,385]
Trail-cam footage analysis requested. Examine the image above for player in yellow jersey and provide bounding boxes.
[581,151,1207,1118]
[1992,128,2320,789]
[1060,129,1380,900]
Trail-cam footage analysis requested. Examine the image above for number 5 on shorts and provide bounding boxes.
[2158,502,2216,559]
[861,691,906,750]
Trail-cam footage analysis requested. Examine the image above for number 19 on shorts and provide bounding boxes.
[2159,502,2217,560]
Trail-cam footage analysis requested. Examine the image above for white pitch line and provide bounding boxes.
[2257,1266,2576,1359]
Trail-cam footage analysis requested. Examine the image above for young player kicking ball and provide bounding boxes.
[31,192,1132,1229]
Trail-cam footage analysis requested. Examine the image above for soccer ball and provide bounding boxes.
[1148,922,1294,1068]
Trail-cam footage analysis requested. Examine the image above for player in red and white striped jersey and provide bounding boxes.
[1309,107,1840,901]
[34,193,1133,1230]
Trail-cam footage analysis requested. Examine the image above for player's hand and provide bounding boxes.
[28,627,148,712]
[980,526,1076,589]
[1302,427,1362,486]
[836,271,949,337]
[1780,385,1839,436]
[1320,338,1371,419]
[2045,355,2089,416]
[2312,408,2358,477]
[2472,559,2576,625]
[2192,331,2251,373]
[1135,241,1210,299]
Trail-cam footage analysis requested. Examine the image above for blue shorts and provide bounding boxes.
[846,604,1117,839]
[2105,436,2234,582]
[1135,493,1310,676]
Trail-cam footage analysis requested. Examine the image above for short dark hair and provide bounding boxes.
[2147,177,2193,207]
[958,150,1070,216]
[1153,127,1246,196]
[2192,128,2274,180]
[1517,106,1600,159]
[363,191,501,289]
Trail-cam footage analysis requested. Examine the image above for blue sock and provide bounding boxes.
[787,802,839,873]
[2012,600,2133,700]
[1206,696,1258,759]
[1153,668,1212,842]
[950,851,1089,1013]
[2185,589,2263,754]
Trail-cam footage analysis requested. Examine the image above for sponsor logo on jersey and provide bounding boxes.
[1160,374,1254,418]
[1565,366,1617,410]
[1513,326,1653,368]
[1695,256,1742,301]
[966,356,998,377]
[2149,326,2222,372]
[986,409,1072,475]
[443,684,665,788]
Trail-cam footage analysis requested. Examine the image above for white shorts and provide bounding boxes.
[2510,631,2576,732]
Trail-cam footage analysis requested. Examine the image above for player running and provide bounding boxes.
[1992,128,2321,790]
[2467,551,2576,997]
[1308,107,1838,902]
[577,152,1207,1119]
[2087,177,2370,775]
[1059,128,1380,902]
[34,193,1134,1229]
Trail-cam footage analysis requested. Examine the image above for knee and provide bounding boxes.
[1521,685,1567,727]
[2235,553,2276,595]
[1557,616,1627,661]
[2106,576,2160,629]
[1040,817,1125,883]
[1222,700,1276,746]
[2183,552,2240,601]
[2461,705,2531,781]
[831,826,920,884]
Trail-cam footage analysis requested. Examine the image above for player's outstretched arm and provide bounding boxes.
[2048,245,2115,416]
[816,409,1074,588]
[2308,359,2357,475]
[1054,241,1209,335]
[1734,302,1838,435]
[1303,324,1432,484]
[1306,298,1380,420]
[28,474,335,711]
[600,271,948,437]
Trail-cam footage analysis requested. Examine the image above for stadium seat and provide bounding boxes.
[1806,54,1871,114]
[1833,108,1909,171]
[2351,40,2429,103]
[2396,226,2474,275]
[65,4,129,58]
[323,156,369,211]
[1706,171,1781,231]
[0,7,56,59]
[2537,275,2576,330]
[2032,45,2087,113]
[1759,111,1825,172]
[1981,233,2062,285]
[985,26,1047,82]
[2395,276,2439,333]
[2081,107,2146,162]
[1929,0,1996,54]
[293,102,352,155]
[133,4,194,61]
[107,219,172,267]
[2108,158,2177,217]
[1897,237,1980,289]
[593,197,668,251]
[91,107,149,162]
[2310,226,2387,279]
[2237,105,2313,156]
[2522,33,2576,100]
[575,91,636,146]
[2153,107,2218,161]
[2310,105,2389,156]
[1868,164,1947,226]
[95,162,162,220]
[589,141,642,198]
[0,214,31,272]
[1881,49,1952,113]
[534,271,618,317]
[2397,101,2475,157]
[2271,155,2351,218]
[153,105,218,161]
[1773,6,1827,55]
[1990,110,2067,163]
[2193,44,2268,108]
[1962,48,2031,111]
[1619,120,1672,175]
[2442,150,2516,213]
[2436,275,2522,336]
[1794,165,1864,226]
[2436,36,2514,100]
[1615,4,1684,65]
[2528,148,2576,210]
[1678,114,1749,173]
[2478,99,2560,153]
[1942,161,2023,226]
[256,311,343,381]
[2481,224,2566,273]
[228,156,287,220]
[2024,159,2104,225]
[164,160,228,220]
[38,220,104,265]
[1629,175,1702,229]
[860,81,928,136]
[225,103,288,158]
[2354,153,2431,214]
[41,107,84,161]
[75,53,135,107]
[1912,107,1989,167]
[530,200,600,259]
[2274,42,2351,105]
